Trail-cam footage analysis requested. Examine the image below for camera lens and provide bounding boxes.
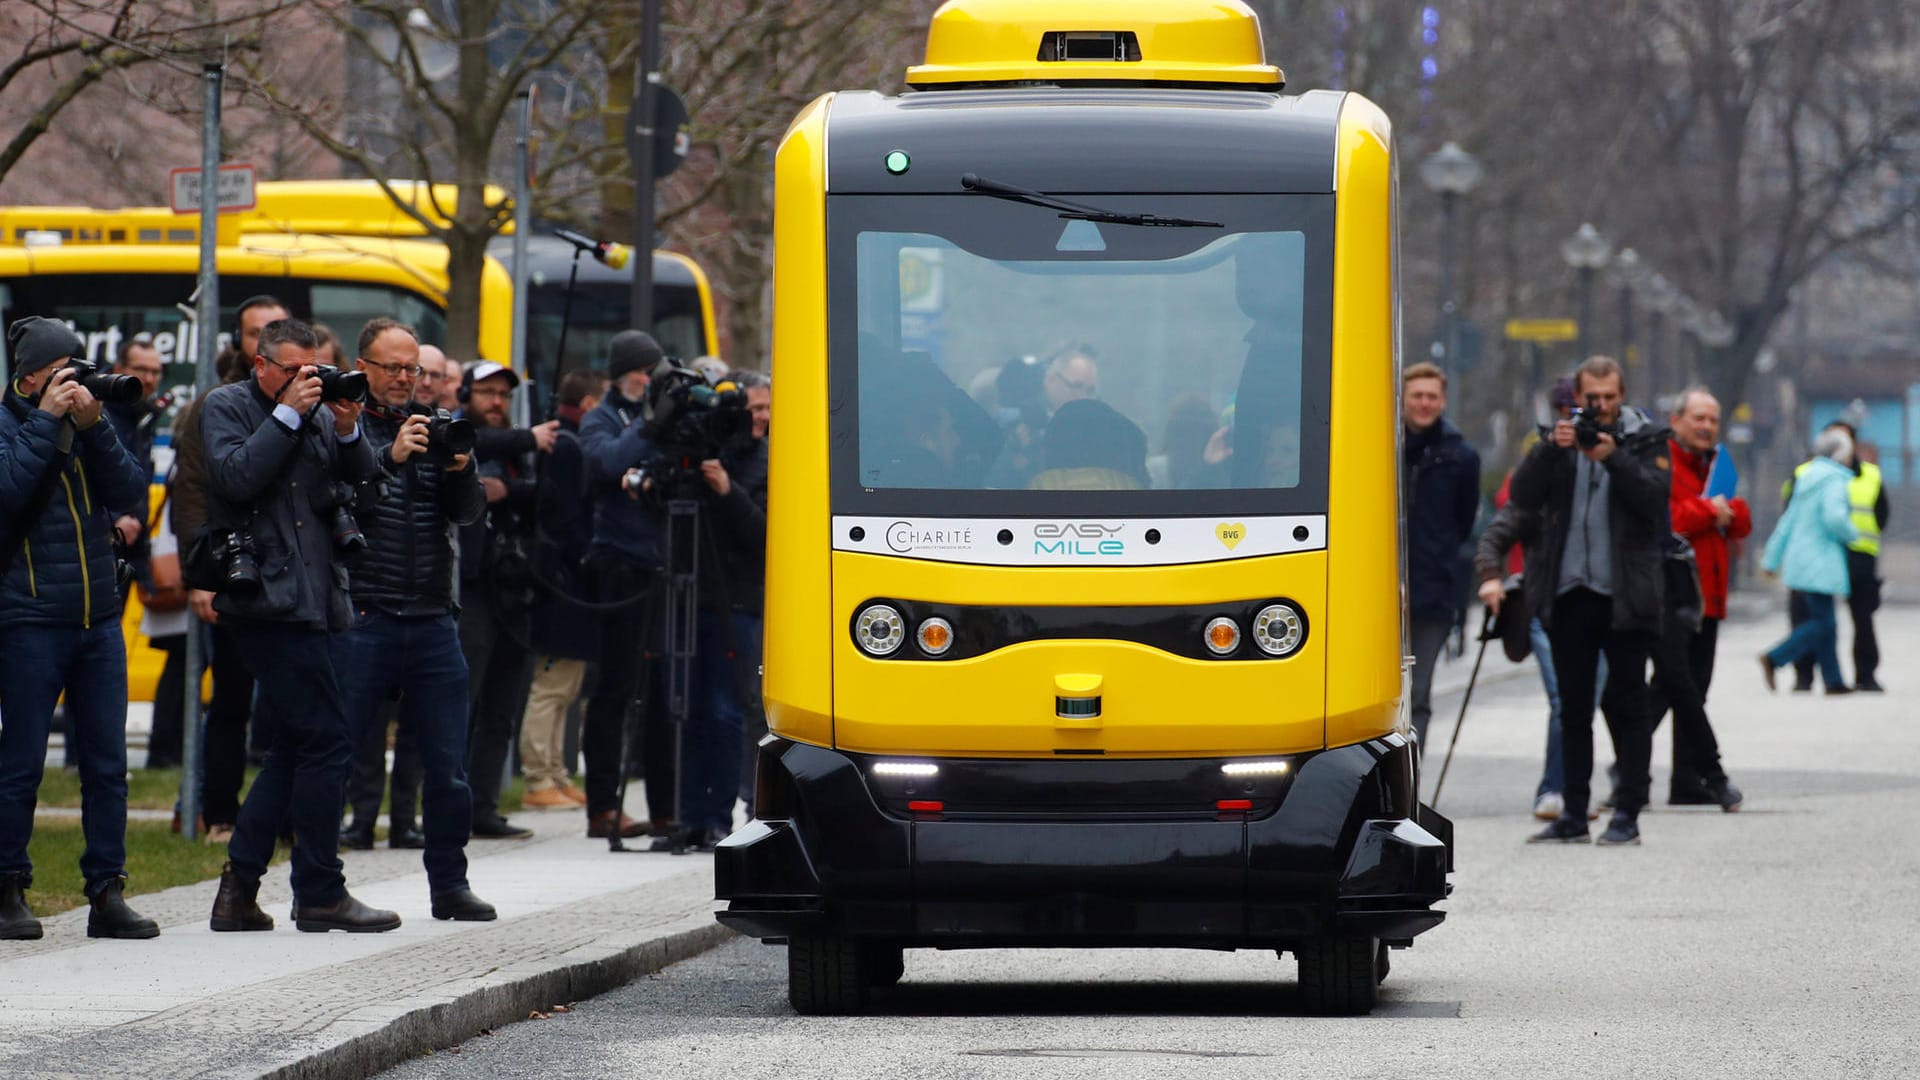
[315,366,369,403]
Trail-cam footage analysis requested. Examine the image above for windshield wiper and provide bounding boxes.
[960,173,1222,229]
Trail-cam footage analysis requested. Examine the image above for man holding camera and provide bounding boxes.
[198,317,400,933]
[0,316,159,941]
[456,361,553,840]
[329,318,496,920]
[1478,356,1670,847]
[579,331,670,839]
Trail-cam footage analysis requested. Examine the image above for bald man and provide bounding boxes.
[417,344,461,412]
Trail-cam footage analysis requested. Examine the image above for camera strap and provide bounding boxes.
[0,418,77,582]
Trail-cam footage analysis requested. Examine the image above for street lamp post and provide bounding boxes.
[1612,246,1639,371]
[1694,308,1735,401]
[1561,222,1612,360]
[1418,141,1483,383]
[1639,272,1678,400]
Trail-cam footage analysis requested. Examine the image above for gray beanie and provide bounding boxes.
[6,316,84,378]
[607,330,664,382]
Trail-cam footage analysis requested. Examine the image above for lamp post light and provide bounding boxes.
[1561,222,1612,360]
[1419,141,1484,382]
[1639,272,1678,399]
[1611,246,1640,366]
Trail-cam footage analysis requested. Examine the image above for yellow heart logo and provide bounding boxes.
[1216,523,1246,550]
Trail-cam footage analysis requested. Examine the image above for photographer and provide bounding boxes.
[454,361,549,840]
[198,316,400,934]
[578,331,669,839]
[1476,355,1670,847]
[0,316,159,941]
[330,318,495,921]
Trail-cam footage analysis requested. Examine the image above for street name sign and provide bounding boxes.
[170,163,258,214]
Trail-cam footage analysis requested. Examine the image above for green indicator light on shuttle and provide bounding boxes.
[885,150,911,175]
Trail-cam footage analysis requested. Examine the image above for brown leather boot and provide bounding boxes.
[87,877,159,939]
[209,863,274,932]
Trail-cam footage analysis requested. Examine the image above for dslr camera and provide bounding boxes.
[309,481,370,558]
[312,364,369,404]
[1569,398,1619,450]
[209,528,262,592]
[65,359,144,404]
[407,402,476,466]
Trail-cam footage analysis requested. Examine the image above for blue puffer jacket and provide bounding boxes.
[0,390,148,629]
[1762,456,1856,596]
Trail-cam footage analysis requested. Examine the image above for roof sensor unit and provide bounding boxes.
[1038,31,1141,63]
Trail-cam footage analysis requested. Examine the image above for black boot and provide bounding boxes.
[430,887,498,922]
[87,878,159,939]
[209,863,274,932]
[0,874,42,941]
[292,892,401,934]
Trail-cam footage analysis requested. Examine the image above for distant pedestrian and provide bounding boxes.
[1400,361,1481,749]
[1781,420,1887,692]
[1760,427,1859,694]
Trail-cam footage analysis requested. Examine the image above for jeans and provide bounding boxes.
[146,634,187,768]
[1769,591,1845,690]
[459,587,534,826]
[0,622,130,890]
[227,624,351,905]
[346,699,420,831]
[1547,588,1654,820]
[682,610,756,835]
[1407,617,1453,747]
[334,611,473,894]
[202,622,257,828]
[1648,618,1727,787]
[1530,619,1564,798]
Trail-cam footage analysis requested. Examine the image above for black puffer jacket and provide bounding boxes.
[348,406,486,618]
[0,391,147,630]
[1403,417,1481,624]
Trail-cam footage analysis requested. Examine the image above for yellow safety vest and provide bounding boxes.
[1787,459,1882,557]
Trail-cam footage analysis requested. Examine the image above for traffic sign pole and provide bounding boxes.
[181,61,224,843]
[629,0,661,335]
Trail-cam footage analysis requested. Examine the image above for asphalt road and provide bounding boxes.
[380,604,1920,1079]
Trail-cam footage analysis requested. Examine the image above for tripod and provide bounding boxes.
[609,492,701,854]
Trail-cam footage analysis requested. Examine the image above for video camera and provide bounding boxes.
[641,361,754,479]
[65,359,144,404]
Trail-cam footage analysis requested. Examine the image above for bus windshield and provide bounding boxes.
[831,194,1333,517]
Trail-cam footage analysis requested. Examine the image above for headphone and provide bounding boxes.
[457,365,474,405]
[232,294,288,344]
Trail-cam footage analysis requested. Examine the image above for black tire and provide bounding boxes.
[1375,940,1391,985]
[1296,935,1379,1015]
[787,935,870,1015]
[862,944,905,988]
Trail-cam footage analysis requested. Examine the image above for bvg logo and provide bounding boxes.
[1034,522,1124,557]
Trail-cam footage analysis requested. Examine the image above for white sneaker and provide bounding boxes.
[1532,792,1564,821]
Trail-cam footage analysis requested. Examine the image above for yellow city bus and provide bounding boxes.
[0,180,720,699]
[716,0,1452,1016]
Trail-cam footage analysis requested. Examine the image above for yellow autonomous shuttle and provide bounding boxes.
[717,0,1452,1015]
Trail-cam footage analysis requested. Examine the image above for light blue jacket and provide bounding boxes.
[1762,457,1857,596]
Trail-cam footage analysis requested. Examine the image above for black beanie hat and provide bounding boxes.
[7,317,84,379]
[607,330,664,382]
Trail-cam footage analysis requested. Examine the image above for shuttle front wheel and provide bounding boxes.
[788,936,904,1014]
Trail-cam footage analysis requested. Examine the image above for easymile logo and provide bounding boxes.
[1033,522,1124,557]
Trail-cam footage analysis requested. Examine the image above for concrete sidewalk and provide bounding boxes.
[0,809,731,1079]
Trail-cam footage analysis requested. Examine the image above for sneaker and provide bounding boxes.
[1532,792,1565,821]
[1596,812,1641,846]
[1669,774,1717,806]
[1708,779,1744,812]
[1825,685,1855,696]
[522,787,574,811]
[1856,679,1886,693]
[1526,816,1590,844]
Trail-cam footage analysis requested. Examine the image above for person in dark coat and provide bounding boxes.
[1476,356,1671,847]
[1400,362,1482,747]
[0,316,159,941]
[518,368,609,811]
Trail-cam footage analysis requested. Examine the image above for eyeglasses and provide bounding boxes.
[467,385,511,400]
[256,352,301,375]
[360,359,424,379]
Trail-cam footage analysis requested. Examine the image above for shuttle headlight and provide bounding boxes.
[1252,602,1307,657]
[855,604,906,656]
[1204,617,1241,656]
[872,761,940,778]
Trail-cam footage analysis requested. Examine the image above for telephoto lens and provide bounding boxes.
[67,360,144,404]
[314,365,370,403]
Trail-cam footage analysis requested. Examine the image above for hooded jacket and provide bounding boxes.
[1475,406,1672,633]
[1762,456,1856,596]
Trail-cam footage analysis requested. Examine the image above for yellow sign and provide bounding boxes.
[1505,318,1578,343]
[1216,523,1246,550]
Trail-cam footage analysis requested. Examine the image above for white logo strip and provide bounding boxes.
[831,515,1327,567]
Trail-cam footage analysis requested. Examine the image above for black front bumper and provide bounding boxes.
[716,735,1451,949]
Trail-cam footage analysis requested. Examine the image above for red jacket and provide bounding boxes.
[1669,438,1752,620]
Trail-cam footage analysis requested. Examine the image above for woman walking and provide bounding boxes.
[1760,427,1859,694]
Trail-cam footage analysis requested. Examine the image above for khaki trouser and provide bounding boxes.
[519,657,586,791]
